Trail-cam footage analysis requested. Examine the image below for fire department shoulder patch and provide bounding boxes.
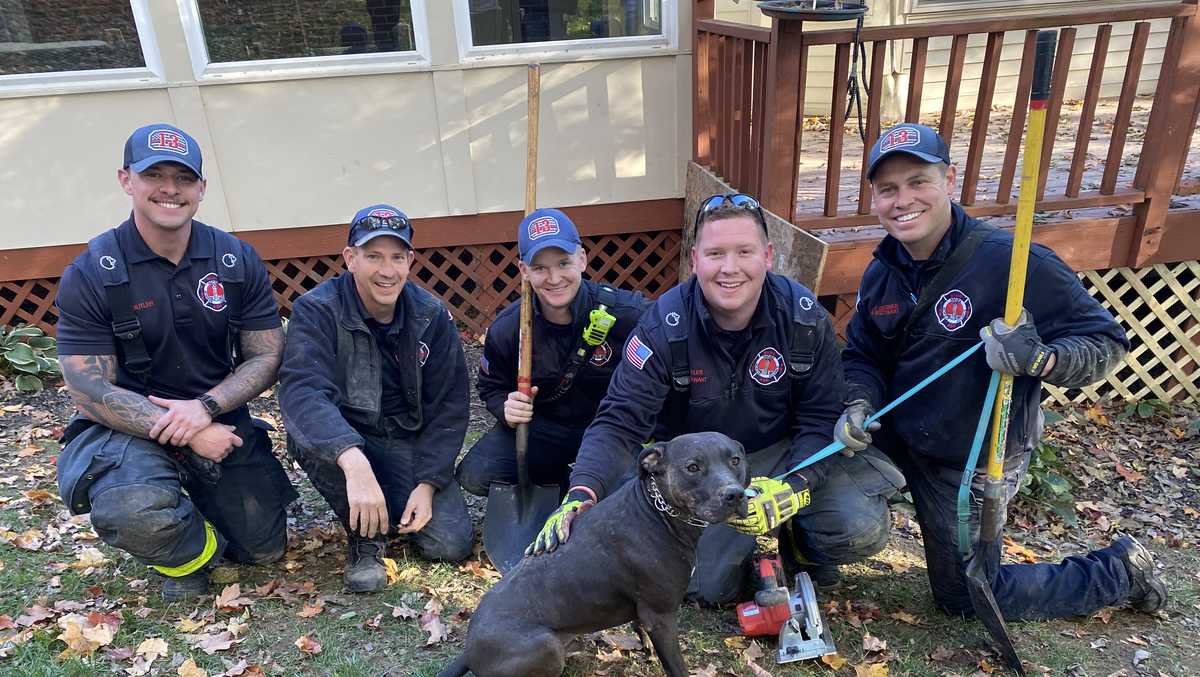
[196,272,227,312]
[934,289,973,331]
[748,346,786,386]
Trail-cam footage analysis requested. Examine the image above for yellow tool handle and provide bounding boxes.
[986,31,1055,482]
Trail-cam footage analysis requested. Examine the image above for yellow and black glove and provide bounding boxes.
[525,489,595,556]
[727,476,811,536]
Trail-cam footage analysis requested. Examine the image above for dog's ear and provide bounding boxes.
[638,442,668,476]
[734,441,749,486]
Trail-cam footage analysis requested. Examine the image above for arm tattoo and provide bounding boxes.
[206,327,284,412]
[61,354,163,438]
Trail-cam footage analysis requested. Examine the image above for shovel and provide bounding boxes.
[960,29,1057,676]
[483,64,562,575]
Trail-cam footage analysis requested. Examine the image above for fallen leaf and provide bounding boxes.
[1091,637,1109,649]
[177,616,208,632]
[187,631,237,654]
[419,612,450,646]
[1125,635,1148,646]
[70,546,109,570]
[178,658,208,677]
[691,664,719,677]
[56,613,116,658]
[105,645,135,660]
[382,557,401,586]
[744,654,773,677]
[888,561,911,574]
[978,658,995,673]
[297,602,324,618]
[743,640,765,661]
[125,656,155,676]
[459,559,501,582]
[853,662,889,677]
[136,636,169,660]
[601,631,642,651]
[1132,649,1150,665]
[929,645,955,661]
[887,610,921,625]
[389,604,419,619]
[1115,464,1145,484]
[822,653,848,669]
[17,605,55,626]
[0,615,14,630]
[294,634,323,655]
[22,488,55,504]
[361,613,383,630]
[862,634,887,653]
[1092,607,1114,624]
[1085,404,1110,426]
[723,636,748,651]
[213,584,252,611]
[11,528,44,550]
[1003,537,1039,563]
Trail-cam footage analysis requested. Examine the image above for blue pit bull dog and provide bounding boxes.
[439,431,749,677]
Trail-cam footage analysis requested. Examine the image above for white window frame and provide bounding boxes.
[452,0,677,64]
[178,0,432,83]
[0,0,164,98]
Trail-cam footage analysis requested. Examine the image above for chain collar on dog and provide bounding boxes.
[646,477,710,528]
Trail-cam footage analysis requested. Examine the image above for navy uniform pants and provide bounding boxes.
[455,418,586,499]
[878,429,1130,620]
[290,431,474,562]
[57,416,297,576]
[688,438,903,605]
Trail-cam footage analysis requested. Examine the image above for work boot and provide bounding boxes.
[1113,534,1167,613]
[800,563,842,590]
[345,536,387,593]
[161,569,210,602]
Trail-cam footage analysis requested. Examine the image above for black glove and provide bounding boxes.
[170,447,222,487]
[834,399,879,455]
[980,309,1053,377]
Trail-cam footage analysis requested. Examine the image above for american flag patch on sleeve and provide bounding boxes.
[624,334,653,370]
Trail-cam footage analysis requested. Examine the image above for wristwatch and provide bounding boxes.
[197,394,222,418]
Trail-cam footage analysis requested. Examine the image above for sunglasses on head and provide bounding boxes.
[695,193,767,234]
[353,214,411,232]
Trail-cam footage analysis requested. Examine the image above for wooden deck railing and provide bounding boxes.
[693,0,1200,267]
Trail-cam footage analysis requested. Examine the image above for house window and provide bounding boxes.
[466,0,665,48]
[0,0,146,75]
[194,0,419,63]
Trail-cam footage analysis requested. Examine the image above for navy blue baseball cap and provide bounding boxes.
[866,123,951,179]
[518,208,581,264]
[123,123,204,178]
[348,204,414,249]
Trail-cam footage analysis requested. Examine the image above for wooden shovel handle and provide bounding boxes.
[516,64,540,488]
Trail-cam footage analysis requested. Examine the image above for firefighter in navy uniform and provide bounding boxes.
[838,123,1166,620]
[457,208,648,504]
[528,196,905,606]
[55,123,296,601]
[279,204,474,593]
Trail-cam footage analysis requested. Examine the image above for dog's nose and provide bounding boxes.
[721,486,743,504]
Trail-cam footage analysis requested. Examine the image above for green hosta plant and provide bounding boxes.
[1,324,60,393]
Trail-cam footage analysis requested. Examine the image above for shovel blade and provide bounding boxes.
[482,481,562,574]
[964,556,1025,676]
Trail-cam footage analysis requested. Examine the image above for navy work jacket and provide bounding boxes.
[569,272,845,500]
[476,279,647,428]
[278,273,468,490]
[842,203,1128,464]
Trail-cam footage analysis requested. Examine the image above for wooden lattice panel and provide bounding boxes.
[1044,262,1200,404]
[4,230,681,338]
[0,278,59,334]
[263,231,682,336]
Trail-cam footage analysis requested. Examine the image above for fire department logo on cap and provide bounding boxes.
[369,207,399,219]
[148,129,189,156]
[196,272,227,312]
[749,347,786,386]
[418,341,430,367]
[880,127,920,153]
[526,216,560,240]
[935,289,973,331]
[589,341,612,367]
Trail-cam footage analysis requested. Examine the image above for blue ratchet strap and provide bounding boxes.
[764,340,985,488]
[957,371,1001,558]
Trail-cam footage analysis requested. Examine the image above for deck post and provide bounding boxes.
[758,18,805,220]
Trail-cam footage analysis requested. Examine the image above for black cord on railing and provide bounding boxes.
[843,14,871,142]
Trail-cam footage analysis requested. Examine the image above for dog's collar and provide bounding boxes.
[645,476,710,529]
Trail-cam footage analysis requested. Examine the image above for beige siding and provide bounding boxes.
[0,3,693,251]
